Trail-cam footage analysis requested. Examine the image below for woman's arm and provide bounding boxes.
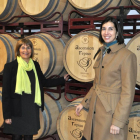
[80,84,94,109]
[112,53,137,128]
[2,63,12,119]
[75,84,94,116]
[35,61,67,87]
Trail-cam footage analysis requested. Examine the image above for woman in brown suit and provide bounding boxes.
[76,16,137,140]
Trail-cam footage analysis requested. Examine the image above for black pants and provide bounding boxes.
[12,134,33,140]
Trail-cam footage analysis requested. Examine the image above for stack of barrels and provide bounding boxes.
[0,0,134,23]
[0,0,77,23]
[0,0,140,140]
[68,0,131,16]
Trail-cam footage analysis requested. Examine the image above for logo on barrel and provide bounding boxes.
[77,57,92,72]
[32,38,37,46]
[70,128,83,140]
[82,36,89,44]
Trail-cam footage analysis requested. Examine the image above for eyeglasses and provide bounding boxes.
[20,46,31,50]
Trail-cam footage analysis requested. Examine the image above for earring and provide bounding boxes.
[116,32,118,38]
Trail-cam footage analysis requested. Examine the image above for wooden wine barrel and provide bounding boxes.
[33,93,61,139]
[18,0,77,21]
[68,0,131,16]
[63,31,102,82]
[0,34,17,74]
[26,33,70,78]
[0,87,4,128]
[126,33,140,86]
[33,91,77,140]
[127,102,140,140]
[0,0,32,23]
[57,98,88,140]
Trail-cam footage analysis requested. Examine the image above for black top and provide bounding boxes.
[2,59,65,119]
[3,70,40,135]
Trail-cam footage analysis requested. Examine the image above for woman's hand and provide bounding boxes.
[110,125,120,134]
[64,74,69,81]
[5,119,12,124]
[75,103,83,116]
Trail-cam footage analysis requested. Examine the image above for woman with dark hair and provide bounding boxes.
[99,16,124,44]
[76,16,137,140]
[2,38,69,140]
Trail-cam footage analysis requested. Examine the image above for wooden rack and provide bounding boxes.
[0,12,68,39]
[68,5,140,38]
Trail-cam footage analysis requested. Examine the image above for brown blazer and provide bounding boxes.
[81,43,137,140]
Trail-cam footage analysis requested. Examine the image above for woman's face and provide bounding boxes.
[101,21,117,44]
[19,44,32,62]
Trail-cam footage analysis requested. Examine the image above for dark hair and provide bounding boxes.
[15,38,34,58]
[99,16,124,44]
